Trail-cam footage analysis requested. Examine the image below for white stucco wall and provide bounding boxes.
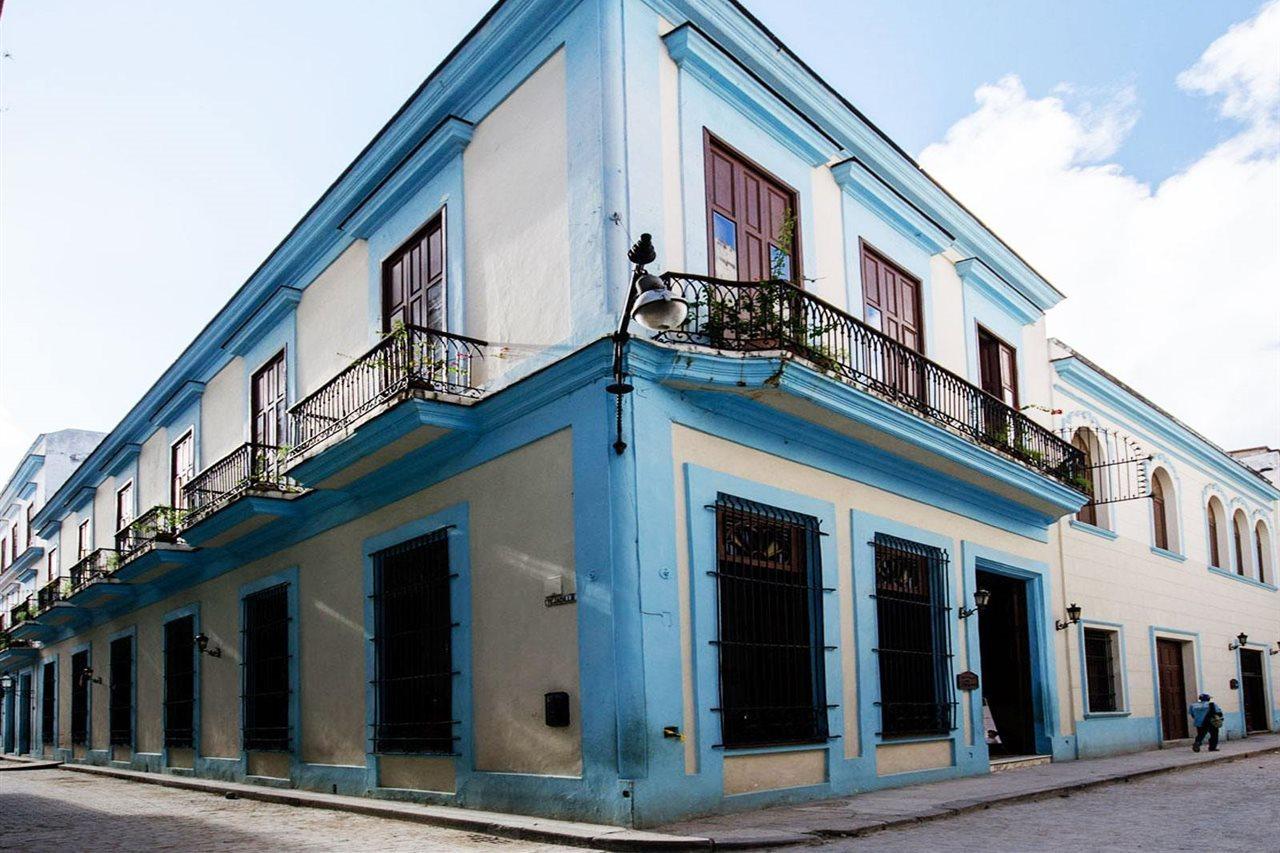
[201,358,246,466]
[296,240,372,400]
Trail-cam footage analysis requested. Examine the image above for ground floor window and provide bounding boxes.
[164,615,196,748]
[108,636,134,746]
[1083,628,1121,713]
[41,661,55,745]
[70,650,90,746]
[713,494,828,748]
[873,533,954,737]
[242,583,291,751]
[372,529,456,754]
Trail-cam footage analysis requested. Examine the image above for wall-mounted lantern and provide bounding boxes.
[958,588,991,619]
[1055,602,1083,631]
[1270,641,1279,657]
[78,666,103,687]
[195,632,222,658]
[1228,632,1248,651]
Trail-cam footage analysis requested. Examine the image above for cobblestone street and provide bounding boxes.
[0,768,576,852]
[816,751,1280,852]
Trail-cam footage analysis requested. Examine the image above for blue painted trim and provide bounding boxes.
[361,503,471,792]
[151,381,206,430]
[161,602,203,768]
[662,23,838,167]
[100,443,142,480]
[1207,565,1277,592]
[1076,619,1130,716]
[238,566,301,775]
[9,544,45,580]
[831,158,950,254]
[959,540,1066,759]
[1069,520,1118,541]
[955,258,1039,325]
[1150,547,1187,563]
[223,287,302,358]
[106,625,138,754]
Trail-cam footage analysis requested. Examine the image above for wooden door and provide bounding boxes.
[861,243,925,400]
[977,327,1018,408]
[383,213,445,332]
[705,134,798,283]
[1240,650,1268,733]
[170,432,194,510]
[251,352,287,449]
[1156,639,1189,739]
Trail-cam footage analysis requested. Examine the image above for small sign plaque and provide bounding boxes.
[545,592,577,608]
[956,671,980,691]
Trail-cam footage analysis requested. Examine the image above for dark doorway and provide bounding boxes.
[976,570,1036,756]
[17,672,32,754]
[1156,639,1189,740]
[1240,649,1268,733]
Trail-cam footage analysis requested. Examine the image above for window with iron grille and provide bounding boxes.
[109,635,133,746]
[242,583,291,751]
[372,529,456,754]
[71,650,90,746]
[873,534,954,737]
[164,615,196,748]
[41,660,56,745]
[1083,628,1120,713]
[712,494,828,748]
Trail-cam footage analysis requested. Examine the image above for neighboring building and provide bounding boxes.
[0,429,104,753]
[0,0,1275,828]
[1230,446,1280,487]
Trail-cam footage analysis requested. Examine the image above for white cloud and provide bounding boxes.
[919,1,1280,450]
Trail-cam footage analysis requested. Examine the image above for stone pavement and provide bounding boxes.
[658,733,1280,848]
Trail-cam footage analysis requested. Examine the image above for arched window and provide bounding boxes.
[1206,497,1226,569]
[1150,469,1173,551]
[1256,522,1272,585]
[1232,510,1250,577]
[1072,429,1097,526]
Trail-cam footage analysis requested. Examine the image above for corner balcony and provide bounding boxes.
[285,325,486,488]
[113,506,199,584]
[652,274,1086,516]
[180,443,305,548]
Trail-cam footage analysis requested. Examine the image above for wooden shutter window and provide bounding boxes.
[977,326,1019,408]
[383,212,446,332]
[1151,477,1168,551]
[1073,432,1097,526]
[171,432,194,510]
[860,242,923,353]
[251,352,287,448]
[704,134,799,284]
[1207,507,1221,568]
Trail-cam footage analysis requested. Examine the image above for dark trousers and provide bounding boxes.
[1194,723,1218,749]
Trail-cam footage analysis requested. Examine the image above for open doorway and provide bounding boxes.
[1240,650,1269,733]
[976,570,1037,756]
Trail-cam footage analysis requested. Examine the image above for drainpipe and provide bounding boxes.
[1056,517,1080,759]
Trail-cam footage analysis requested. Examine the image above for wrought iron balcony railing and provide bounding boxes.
[67,548,122,597]
[36,575,73,614]
[289,325,486,455]
[116,506,188,557]
[656,273,1085,489]
[0,629,33,653]
[182,442,300,524]
[10,596,34,626]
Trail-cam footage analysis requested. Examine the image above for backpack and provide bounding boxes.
[1208,702,1225,730]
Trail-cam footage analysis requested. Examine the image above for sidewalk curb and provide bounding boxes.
[55,763,710,851]
[0,757,63,772]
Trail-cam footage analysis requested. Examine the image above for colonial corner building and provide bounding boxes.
[1,0,1276,828]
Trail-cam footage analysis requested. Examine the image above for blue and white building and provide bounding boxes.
[1,0,1275,827]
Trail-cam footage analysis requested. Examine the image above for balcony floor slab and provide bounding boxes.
[114,543,201,584]
[181,493,304,549]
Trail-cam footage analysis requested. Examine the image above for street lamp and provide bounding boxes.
[195,632,222,658]
[958,588,991,619]
[606,234,688,454]
[1228,632,1248,651]
[78,666,102,686]
[1055,602,1083,631]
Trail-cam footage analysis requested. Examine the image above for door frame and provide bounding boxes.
[1235,644,1275,735]
[1148,627,1203,745]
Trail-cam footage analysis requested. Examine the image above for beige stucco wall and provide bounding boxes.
[38,428,582,778]
[876,739,953,776]
[296,240,372,400]
[464,49,570,374]
[201,358,246,467]
[670,423,1062,774]
[93,478,116,550]
[137,429,171,512]
[723,748,826,795]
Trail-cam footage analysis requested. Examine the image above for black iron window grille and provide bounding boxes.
[872,533,955,737]
[711,494,831,749]
[242,583,292,752]
[109,635,133,747]
[164,615,197,749]
[371,529,458,754]
[41,660,55,745]
[71,650,90,746]
[1083,628,1120,713]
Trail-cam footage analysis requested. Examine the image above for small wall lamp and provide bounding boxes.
[78,666,103,686]
[0,674,12,691]
[1269,641,1279,657]
[1055,602,1083,631]
[195,632,222,658]
[1228,632,1248,651]
[958,588,991,619]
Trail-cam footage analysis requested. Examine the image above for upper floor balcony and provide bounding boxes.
[179,442,304,547]
[651,273,1086,499]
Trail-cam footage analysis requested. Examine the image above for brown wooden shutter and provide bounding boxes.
[704,134,799,283]
[860,242,923,353]
[977,327,1019,408]
[1072,432,1097,526]
[1207,508,1221,568]
[383,213,446,332]
[171,432,194,509]
[251,352,287,448]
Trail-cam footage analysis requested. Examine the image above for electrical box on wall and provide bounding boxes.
[545,691,570,727]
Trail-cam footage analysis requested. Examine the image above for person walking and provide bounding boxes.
[1188,693,1222,752]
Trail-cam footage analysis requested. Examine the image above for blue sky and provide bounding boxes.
[0,0,1276,474]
